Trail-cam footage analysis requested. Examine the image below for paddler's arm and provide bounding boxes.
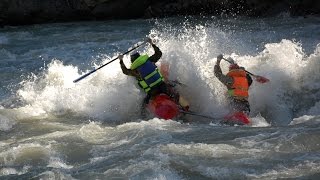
[147,38,162,63]
[118,55,140,78]
[214,55,233,87]
[247,74,253,86]
[240,66,253,86]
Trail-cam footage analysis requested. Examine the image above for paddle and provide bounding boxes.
[242,69,270,83]
[73,40,147,83]
[168,80,187,87]
[179,110,218,120]
[222,57,270,83]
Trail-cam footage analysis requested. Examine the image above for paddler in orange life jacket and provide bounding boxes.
[214,54,253,116]
[118,38,188,112]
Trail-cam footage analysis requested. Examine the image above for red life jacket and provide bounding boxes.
[226,69,249,99]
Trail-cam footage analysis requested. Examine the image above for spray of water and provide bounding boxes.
[11,21,320,127]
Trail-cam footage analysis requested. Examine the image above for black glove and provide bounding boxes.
[216,54,223,64]
[145,37,153,44]
[217,54,223,61]
[118,54,124,63]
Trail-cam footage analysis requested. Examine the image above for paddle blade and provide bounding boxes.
[254,75,270,83]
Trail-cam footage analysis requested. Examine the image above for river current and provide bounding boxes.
[0,15,320,179]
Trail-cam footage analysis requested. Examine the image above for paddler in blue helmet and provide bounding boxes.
[118,38,188,113]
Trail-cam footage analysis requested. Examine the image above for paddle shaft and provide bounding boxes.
[244,70,256,77]
[168,80,187,87]
[222,57,258,77]
[73,41,147,83]
[180,110,218,120]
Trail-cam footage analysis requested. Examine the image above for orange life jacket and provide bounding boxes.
[226,69,249,99]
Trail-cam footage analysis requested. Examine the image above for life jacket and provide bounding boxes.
[226,69,249,99]
[130,54,163,93]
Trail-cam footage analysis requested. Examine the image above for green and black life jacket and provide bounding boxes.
[130,55,164,93]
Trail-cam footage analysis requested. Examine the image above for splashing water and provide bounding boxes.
[0,17,320,179]
[7,18,320,126]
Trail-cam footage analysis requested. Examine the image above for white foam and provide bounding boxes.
[0,114,16,131]
[0,143,50,166]
[78,121,109,143]
[16,57,144,121]
[0,168,18,176]
[13,25,320,125]
[47,157,73,169]
[290,115,319,125]
[250,113,270,127]
[248,161,320,179]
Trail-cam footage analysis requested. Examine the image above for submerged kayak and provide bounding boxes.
[222,111,251,125]
[147,93,180,120]
[147,93,250,125]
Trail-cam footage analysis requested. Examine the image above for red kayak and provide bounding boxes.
[147,92,250,124]
[147,93,180,120]
[222,112,251,125]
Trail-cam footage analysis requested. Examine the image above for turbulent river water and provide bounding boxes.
[0,15,320,179]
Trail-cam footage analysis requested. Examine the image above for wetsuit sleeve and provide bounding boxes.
[214,63,233,87]
[247,74,253,86]
[240,66,253,86]
[120,60,140,78]
[148,44,162,63]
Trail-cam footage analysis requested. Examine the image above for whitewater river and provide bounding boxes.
[0,15,320,179]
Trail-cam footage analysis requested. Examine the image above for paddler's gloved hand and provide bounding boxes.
[217,54,223,64]
[118,54,123,60]
[145,37,153,44]
[118,54,124,63]
[182,105,189,111]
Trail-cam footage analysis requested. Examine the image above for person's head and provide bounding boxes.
[130,52,140,63]
[227,57,239,70]
[227,57,235,64]
[229,63,240,70]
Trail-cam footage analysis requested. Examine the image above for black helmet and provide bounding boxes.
[130,52,140,63]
